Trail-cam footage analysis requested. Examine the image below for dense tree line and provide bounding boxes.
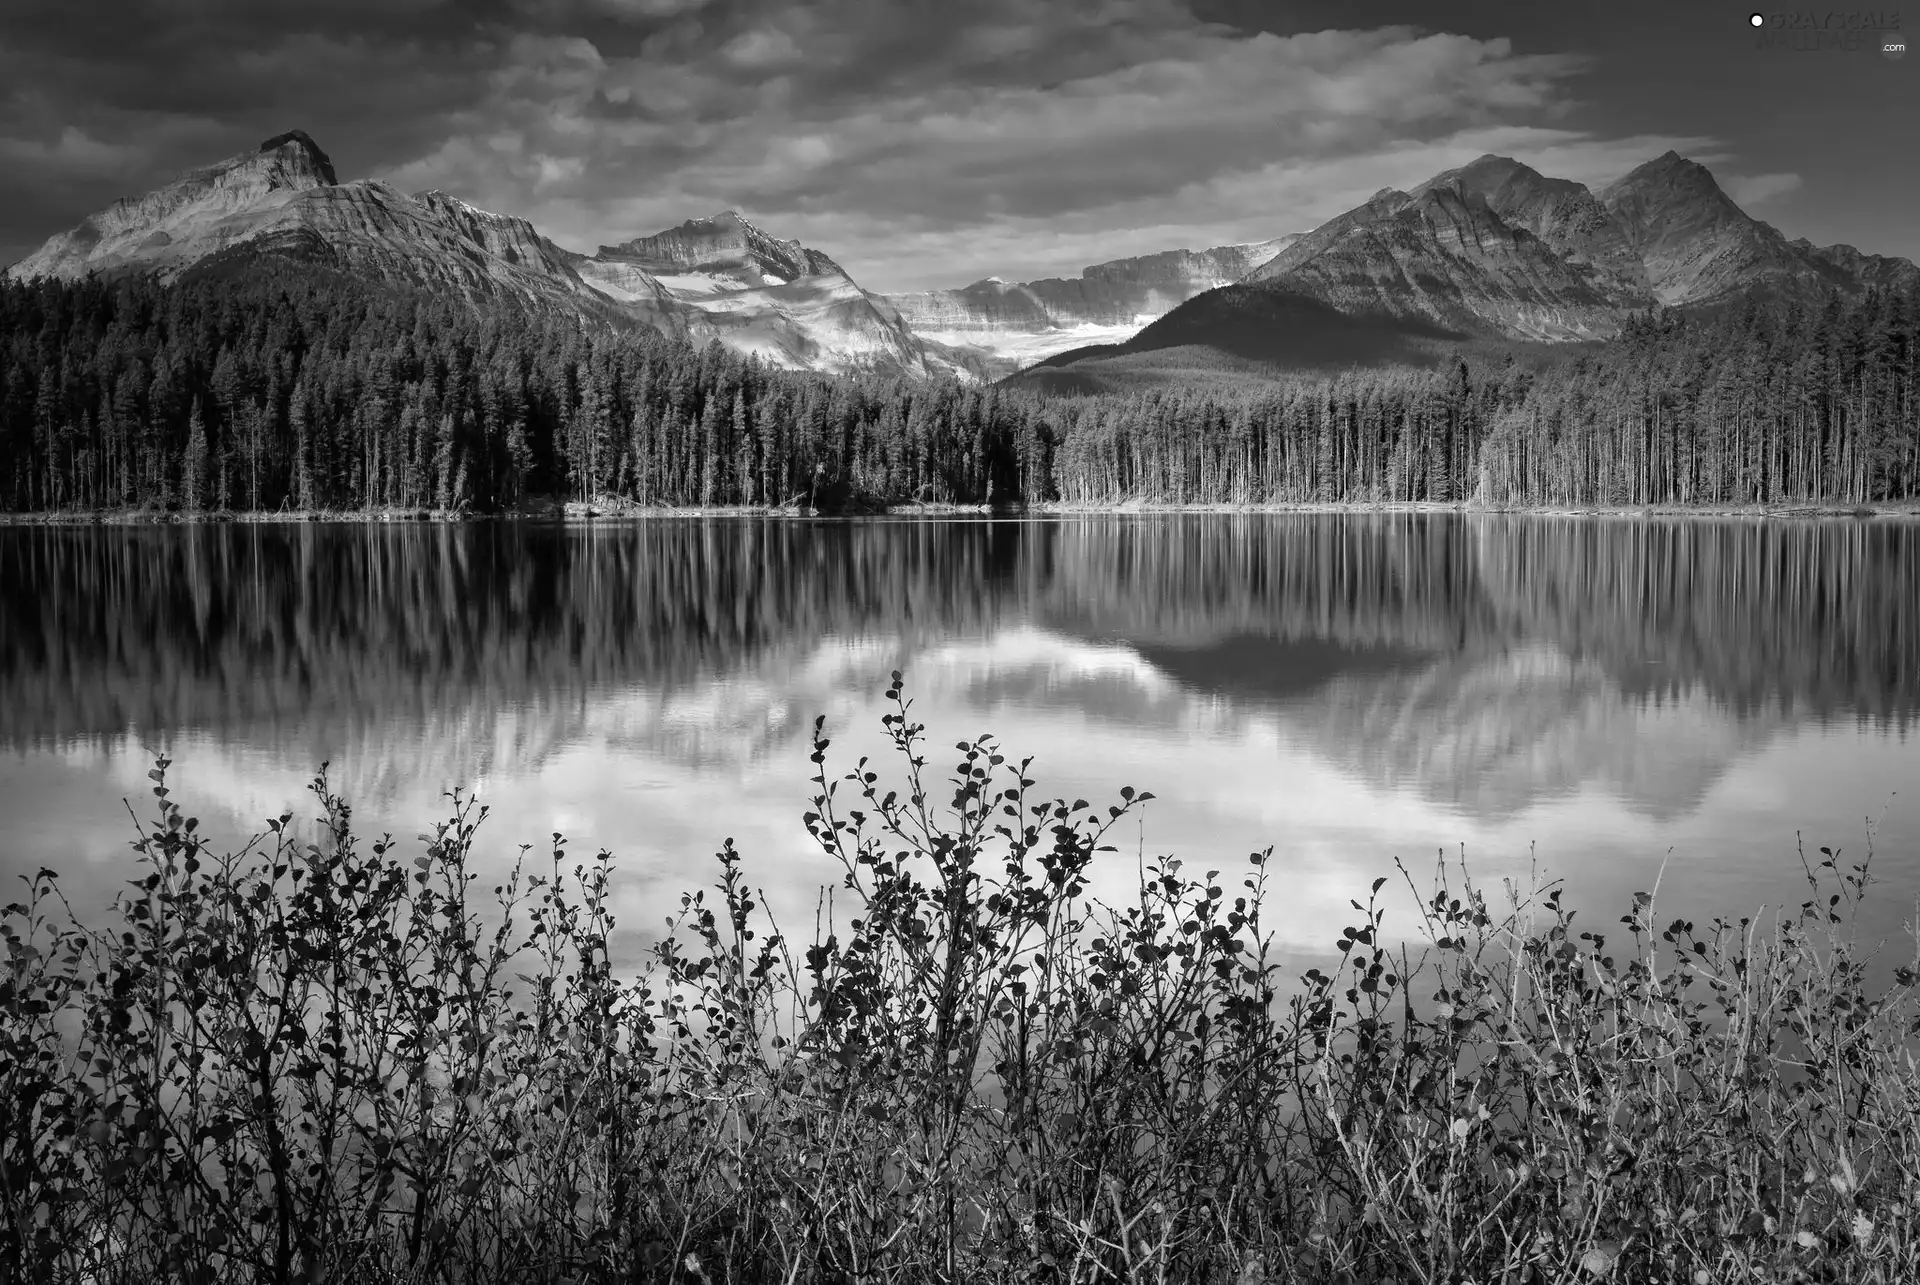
[1471,291,1920,506]
[1038,289,1918,506]
[0,267,1035,514]
[1,266,1915,511]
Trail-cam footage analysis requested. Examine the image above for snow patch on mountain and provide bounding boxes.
[883,237,1305,344]
[580,209,973,379]
[651,271,740,295]
[914,322,1148,365]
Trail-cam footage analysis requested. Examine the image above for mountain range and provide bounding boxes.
[7,131,1915,387]
[1019,150,1918,391]
[3,130,978,382]
[880,236,1303,366]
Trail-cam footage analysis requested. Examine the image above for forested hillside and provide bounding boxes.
[1,267,1915,511]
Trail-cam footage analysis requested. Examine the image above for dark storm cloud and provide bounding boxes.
[0,0,1732,289]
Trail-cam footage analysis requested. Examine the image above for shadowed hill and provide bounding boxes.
[1002,286,1466,394]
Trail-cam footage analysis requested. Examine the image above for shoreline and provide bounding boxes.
[1,498,1914,525]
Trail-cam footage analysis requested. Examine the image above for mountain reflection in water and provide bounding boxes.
[2,514,1914,959]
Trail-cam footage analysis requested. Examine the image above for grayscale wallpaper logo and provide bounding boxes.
[1747,10,1906,56]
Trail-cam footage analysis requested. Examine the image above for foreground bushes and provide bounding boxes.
[4,676,1920,1284]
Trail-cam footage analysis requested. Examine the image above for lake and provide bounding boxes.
[3,514,1917,973]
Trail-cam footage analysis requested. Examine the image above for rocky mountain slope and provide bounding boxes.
[1410,155,1652,303]
[7,130,340,281]
[1599,151,1918,306]
[1242,178,1634,341]
[591,210,841,291]
[3,132,971,381]
[883,237,1302,366]
[1007,285,1464,397]
[575,211,970,378]
[5,131,663,325]
[1238,151,1913,339]
[1021,150,1915,388]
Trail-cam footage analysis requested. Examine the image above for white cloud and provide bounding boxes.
[720,27,801,70]
[594,0,709,17]
[1721,171,1802,206]
[533,152,585,187]
[0,125,143,177]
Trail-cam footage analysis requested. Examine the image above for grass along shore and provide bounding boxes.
[6,677,1920,1284]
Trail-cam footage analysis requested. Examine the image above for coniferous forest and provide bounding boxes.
[1,264,1916,513]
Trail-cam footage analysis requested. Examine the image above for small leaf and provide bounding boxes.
[1580,1240,1622,1275]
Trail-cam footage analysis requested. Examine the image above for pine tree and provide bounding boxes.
[435,413,457,511]
[291,390,314,511]
[183,398,210,512]
[732,388,752,506]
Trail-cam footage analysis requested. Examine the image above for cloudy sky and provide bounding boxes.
[2,0,1914,292]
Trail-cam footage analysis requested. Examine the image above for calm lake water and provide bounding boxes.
[3,514,1917,971]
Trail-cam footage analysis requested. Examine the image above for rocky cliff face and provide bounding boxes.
[593,210,841,289]
[1243,168,1640,341]
[575,210,974,379]
[1021,238,1302,325]
[6,131,339,282]
[883,237,1302,365]
[1600,151,1918,306]
[283,183,674,323]
[1411,155,1652,303]
[886,278,1058,331]
[1214,150,1914,347]
[1804,239,1920,295]
[3,131,659,326]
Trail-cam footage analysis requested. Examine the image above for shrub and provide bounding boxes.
[4,675,1919,1283]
